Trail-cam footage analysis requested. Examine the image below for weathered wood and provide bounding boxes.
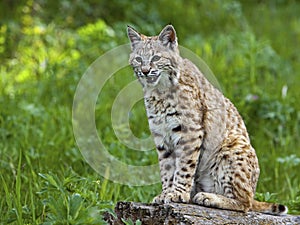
[104,201,300,225]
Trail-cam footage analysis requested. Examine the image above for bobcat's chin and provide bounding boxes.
[146,73,177,90]
[145,75,160,84]
[140,74,173,89]
[138,75,161,88]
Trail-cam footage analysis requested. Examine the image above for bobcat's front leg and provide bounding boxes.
[153,118,204,204]
[165,138,202,204]
[152,145,176,204]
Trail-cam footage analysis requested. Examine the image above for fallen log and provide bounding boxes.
[104,201,300,225]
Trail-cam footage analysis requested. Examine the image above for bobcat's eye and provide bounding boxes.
[152,55,161,62]
[135,57,143,63]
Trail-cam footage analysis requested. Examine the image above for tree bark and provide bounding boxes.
[104,201,300,225]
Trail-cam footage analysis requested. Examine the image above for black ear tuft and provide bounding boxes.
[127,25,141,50]
[158,25,178,50]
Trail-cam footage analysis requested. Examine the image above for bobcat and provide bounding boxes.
[127,24,287,215]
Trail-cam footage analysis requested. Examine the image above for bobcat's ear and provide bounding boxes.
[158,25,178,50]
[127,25,142,50]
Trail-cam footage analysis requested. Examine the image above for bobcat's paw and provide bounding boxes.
[152,192,167,204]
[165,191,190,203]
[192,192,219,207]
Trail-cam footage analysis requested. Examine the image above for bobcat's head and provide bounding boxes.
[127,25,180,88]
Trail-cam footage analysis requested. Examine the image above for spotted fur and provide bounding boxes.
[127,25,287,215]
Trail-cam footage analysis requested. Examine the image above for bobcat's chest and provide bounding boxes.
[144,93,181,150]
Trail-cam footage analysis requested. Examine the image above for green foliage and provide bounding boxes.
[255,192,281,203]
[288,193,300,215]
[121,218,142,225]
[0,0,299,223]
[38,172,107,224]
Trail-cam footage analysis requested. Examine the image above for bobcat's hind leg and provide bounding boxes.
[192,192,251,213]
[192,146,256,213]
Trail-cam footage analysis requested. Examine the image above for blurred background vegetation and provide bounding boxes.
[0,0,299,224]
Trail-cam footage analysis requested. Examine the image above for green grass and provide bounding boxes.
[0,0,299,224]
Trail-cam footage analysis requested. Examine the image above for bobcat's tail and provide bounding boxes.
[252,200,288,215]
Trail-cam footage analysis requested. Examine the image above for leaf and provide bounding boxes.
[38,173,60,189]
[69,193,84,220]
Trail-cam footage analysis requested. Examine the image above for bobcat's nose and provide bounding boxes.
[142,67,151,75]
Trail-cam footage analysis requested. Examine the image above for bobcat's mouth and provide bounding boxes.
[146,75,160,83]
